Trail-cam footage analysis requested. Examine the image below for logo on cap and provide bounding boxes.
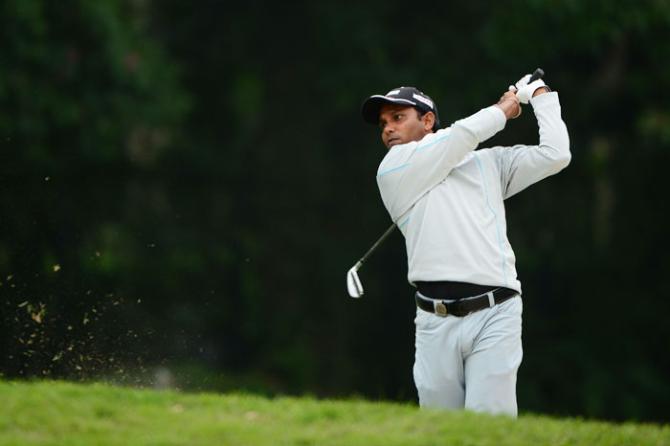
[412,94,434,109]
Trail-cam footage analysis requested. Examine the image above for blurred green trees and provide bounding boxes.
[0,0,187,377]
[0,0,187,172]
[1,0,669,422]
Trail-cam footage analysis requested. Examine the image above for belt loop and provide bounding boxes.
[487,291,494,308]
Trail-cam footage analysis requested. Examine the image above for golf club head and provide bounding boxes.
[346,262,364,298]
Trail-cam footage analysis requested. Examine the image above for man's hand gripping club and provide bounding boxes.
[495,90,522,120]
[497,70,550,119]
[509,72,550,103]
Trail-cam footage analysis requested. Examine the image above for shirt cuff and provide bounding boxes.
[530,90,559,109]
[455,105,506,142]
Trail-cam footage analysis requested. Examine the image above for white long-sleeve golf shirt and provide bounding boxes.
[376,92,570,293]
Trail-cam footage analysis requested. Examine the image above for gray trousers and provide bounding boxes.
[413,295,523,416]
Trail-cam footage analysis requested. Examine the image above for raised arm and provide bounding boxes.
[499,91,571,199]
[377,97,516,221]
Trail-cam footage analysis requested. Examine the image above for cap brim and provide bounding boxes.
[361,95,418,125]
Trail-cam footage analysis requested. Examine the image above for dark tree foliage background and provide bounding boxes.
[1,0,669,422]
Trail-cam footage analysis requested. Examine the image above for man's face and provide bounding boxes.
[378,104,434,149]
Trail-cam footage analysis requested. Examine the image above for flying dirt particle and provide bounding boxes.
[83,313,89,325]
[30,304,46,323]
[52,352,63,362]
[137,299,142,304]
[18,301,28,308]
[67,325,73,331]
[95,251,101,257]
[7,275,13,281]
[52,264,61,272]
[147,243,156,248]
[45,176,50,181]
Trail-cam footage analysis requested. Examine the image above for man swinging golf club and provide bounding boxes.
[360,72,570,416]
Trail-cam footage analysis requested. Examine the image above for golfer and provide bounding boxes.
[361,74,570,416]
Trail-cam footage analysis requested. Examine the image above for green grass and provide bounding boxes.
[0,380,668,446]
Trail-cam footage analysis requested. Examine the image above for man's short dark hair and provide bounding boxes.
[416,108,440,133]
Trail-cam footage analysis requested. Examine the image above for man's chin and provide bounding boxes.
[386,139,402,148]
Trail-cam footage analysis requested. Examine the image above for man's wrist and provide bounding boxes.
[532,86,552,97]
[495,99,520,120]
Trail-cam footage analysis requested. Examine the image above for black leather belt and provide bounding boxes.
[415,287,518,317]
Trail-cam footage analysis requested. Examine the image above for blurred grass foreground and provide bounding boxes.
[1,380,669,446]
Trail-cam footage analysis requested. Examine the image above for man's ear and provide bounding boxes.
[422,111,436,131]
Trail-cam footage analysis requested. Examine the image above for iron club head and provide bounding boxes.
[345,223,397,299]
[346,261,364,298]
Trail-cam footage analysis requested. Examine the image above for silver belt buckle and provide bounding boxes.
[434,301,448,317]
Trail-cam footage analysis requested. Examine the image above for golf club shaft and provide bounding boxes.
[357,223,396,266]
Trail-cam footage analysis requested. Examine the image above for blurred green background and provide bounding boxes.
[1,0,669,422]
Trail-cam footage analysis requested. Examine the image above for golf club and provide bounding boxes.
[346,222,396,298]
[346,68,545,298]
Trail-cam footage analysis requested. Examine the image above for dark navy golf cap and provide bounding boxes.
[361,86,440,129]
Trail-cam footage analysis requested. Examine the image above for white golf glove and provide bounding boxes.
[508,74,547,104]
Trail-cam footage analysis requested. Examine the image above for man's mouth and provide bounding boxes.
[387,137,401,146]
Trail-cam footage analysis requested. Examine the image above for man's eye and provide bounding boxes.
[394,114,403,120]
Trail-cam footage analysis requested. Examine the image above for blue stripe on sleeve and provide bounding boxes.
[376,132,450,177]
[398,215,411,229]
[377,162,410,177]
[415,133,450,152]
